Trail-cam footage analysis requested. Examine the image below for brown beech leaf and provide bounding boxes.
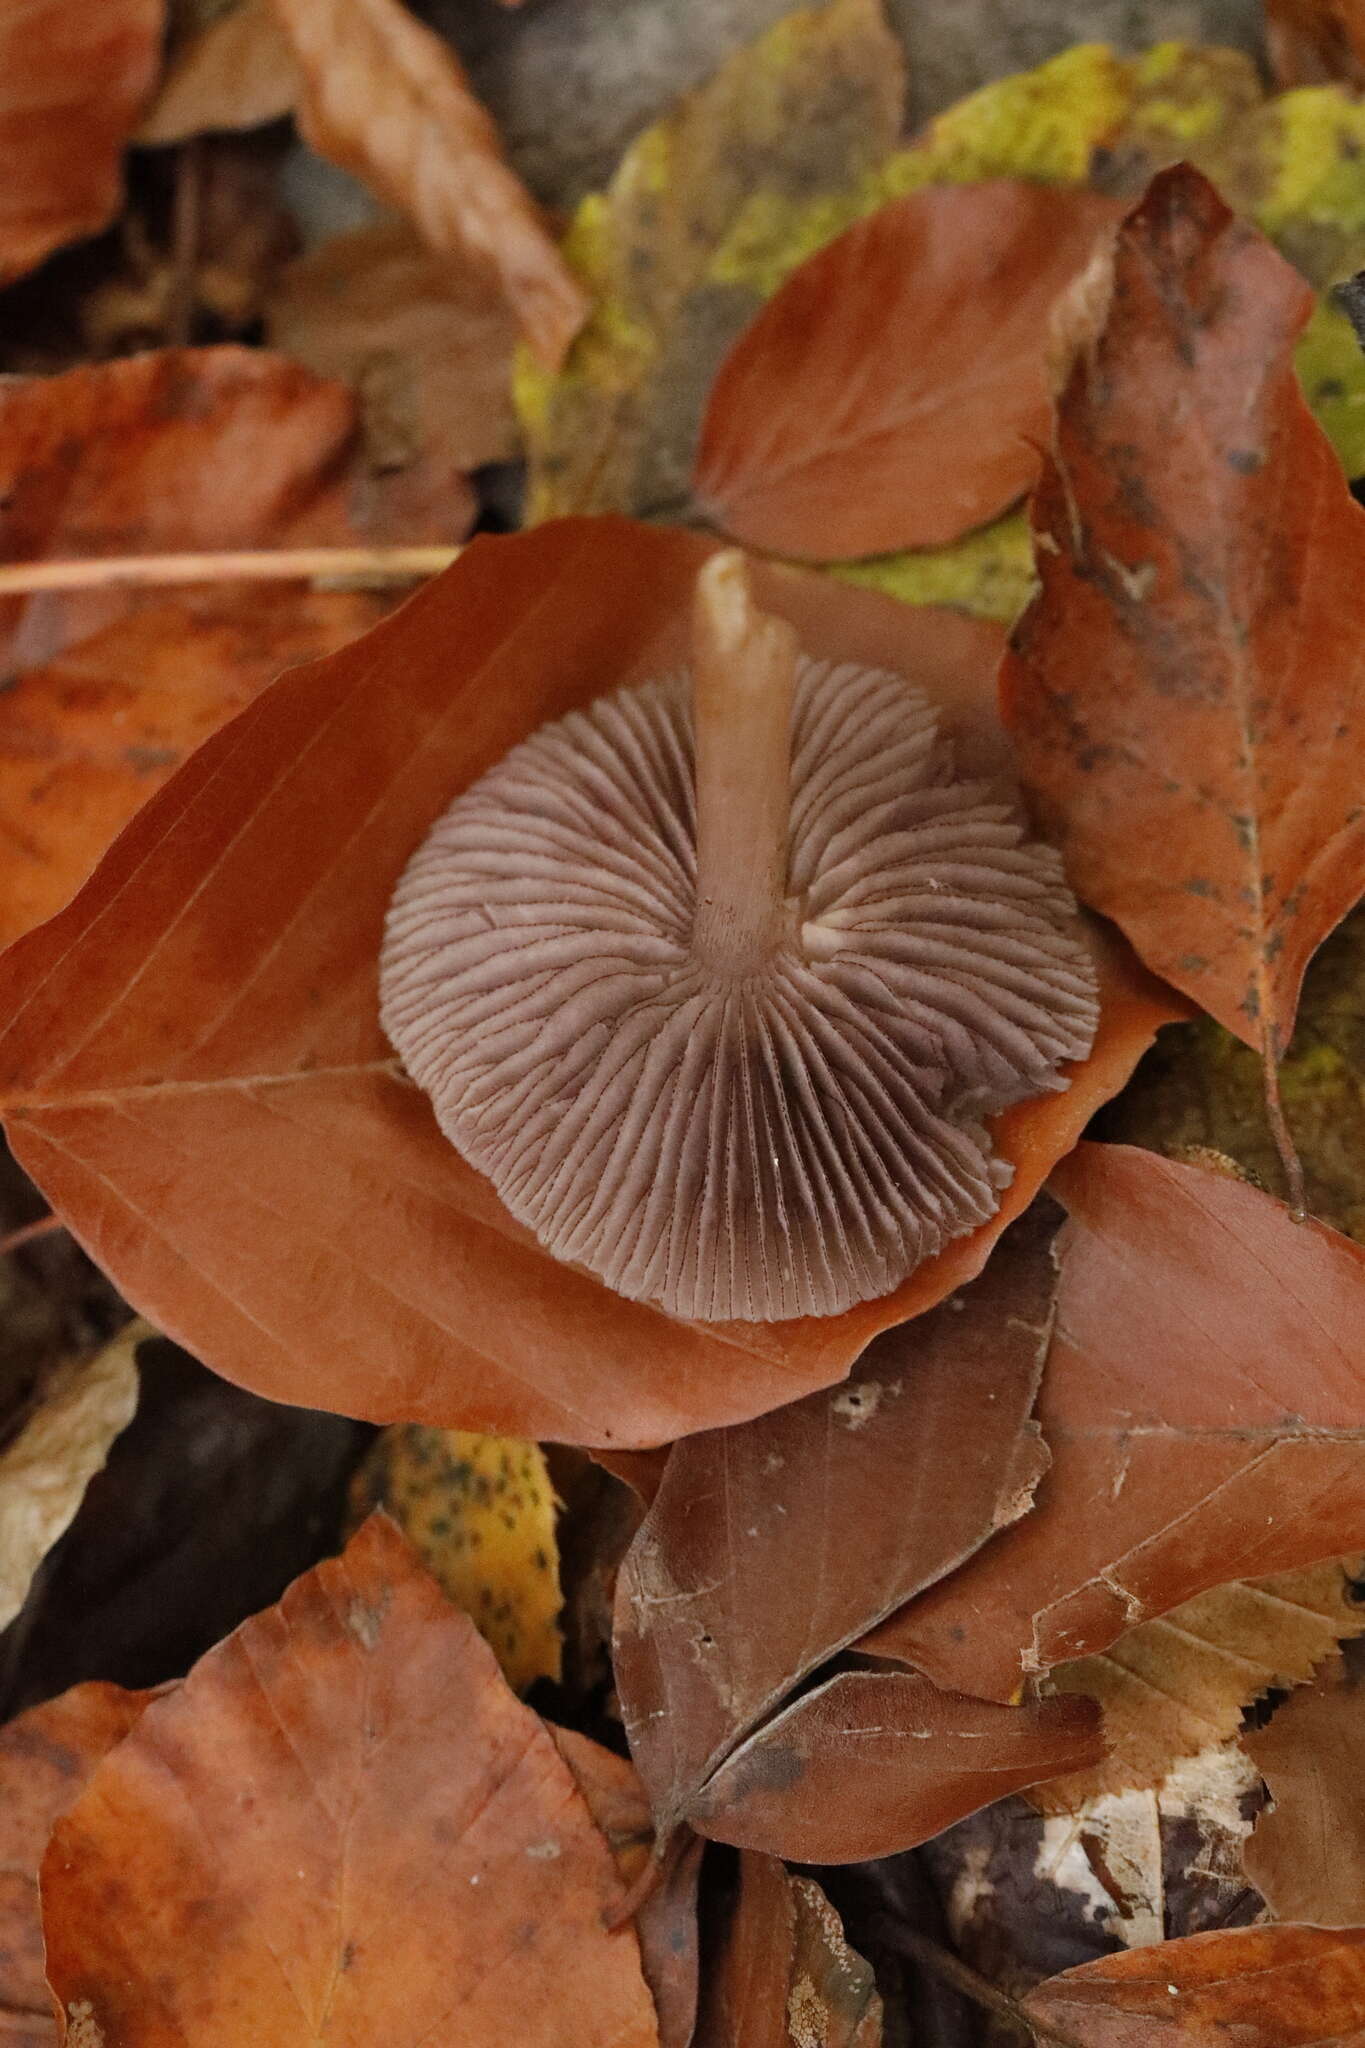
[0,1682,152,2048]
[1243,1655,1365,1927]
[697,1853,882,2048]
[40,1514,659,2047]
[268,0,585,366]
[0,585,393,952]
[867,1144,1365,1701]
[614,1201,1060,1837]
[1033,1556,1365,1812]
[0,0,161,286]
[1023,1926,1365,2046]
[694,181,1123,561]
[268,219,520,476]
[0,345,469,674]
[0,520,1175,1447]
[1002,163,1365,1080]
[138,0,300,144]
[688,1669,1103,1864]
[1265,0,1365,87]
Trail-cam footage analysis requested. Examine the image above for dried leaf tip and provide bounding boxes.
[380,555,1100,1322]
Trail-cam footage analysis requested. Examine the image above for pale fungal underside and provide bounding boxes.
[381,638,1099,1323]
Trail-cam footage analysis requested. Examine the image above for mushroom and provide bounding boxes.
[381,551,1098,1322]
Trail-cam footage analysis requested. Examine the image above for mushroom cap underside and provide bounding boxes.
[381,657,1098,1322]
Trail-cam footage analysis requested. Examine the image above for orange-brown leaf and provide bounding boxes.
[694,180,1123,560]
[1243,1657,1365,1927]
[0,521,1175,1446]
[868,1143,1365,1700]
[137,0,300,144]
[689,1669,1102,1864]
[40,1515,659,2046]
[0,0,161,286]
[268,0,586,365]
[1265,0,1365,87]
[1023,1925,1365,2046]
[697,1854,882,2048]
[0,1682,152,2048]
[1002,163,1365,1060]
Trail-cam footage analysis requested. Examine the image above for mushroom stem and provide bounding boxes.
[689,551,799,974]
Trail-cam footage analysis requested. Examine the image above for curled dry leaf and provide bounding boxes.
[0,345,467,675]
[867,1144,1365,1701]
[694,180,1124,560]
[1243,1654,1365,1927]
[1003,164,1365,1095]
[269,0,585,366]
[137,0,300,144]
[0,520,1175,1447]
[40,1514,660,2047]
[348,1424,563,1692]
[1023,1925,1365,2046]
[688,1669,1103,1864]
[0,585,393,953]
[0,1682,153,2048]
[268,219,520,476]
[1033,1556,1365,1812]
[697,1853,882,2048]
[614,1201,1060,1838]
[0,1321,142,1633]
[0,0,161,285]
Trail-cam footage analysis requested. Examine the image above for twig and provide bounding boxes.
[0,547,461,598]
[0,1214,64,1257]
[1262,1037,1306,1219]
[879,1924,1087,2048]
[165,136,204,348]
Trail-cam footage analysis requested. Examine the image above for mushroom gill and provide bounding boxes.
[381,552,1098,1322]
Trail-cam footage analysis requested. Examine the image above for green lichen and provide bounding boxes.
[828,510,1036,624]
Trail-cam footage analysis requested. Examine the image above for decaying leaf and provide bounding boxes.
[0,584,393,953]
[1265,0,1365,88]
[1023,1925,1365,2045]
[694,181,1123,560]
[1243,1653,1365,1926]
[0,1322,142,1633]
[0,345,467,676]
[697,1853,882,2048]
[0,520,1174,1447]
[0,1683,153,2048]
[614,1202,1059,1839]
[688,1670,1103,1865]
[137,0,299,144]
[1003,165,1365,1094]
[349,1425,562,1692]
[268,219,520,476]
[1034,1556,1365,1810]
[0,0,162,286]
[40,1515,660,2046]
[867,1145,1365,1701]
[269,0,585,366]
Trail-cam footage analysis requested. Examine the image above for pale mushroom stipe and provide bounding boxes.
[380,552,1099,1321]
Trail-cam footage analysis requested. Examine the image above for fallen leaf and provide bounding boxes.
[1023,1925,1365,2045]
[1034,1557,1365,1810]
[1265,0,1365,88]
[688,1670,1103,1864]
[518,0,905,525]
[0,519,1173,1446]
[0,1322,141,1633]
[0,584,393,952]
[867,1144,1365,1700]
[0,345,469,675]
[0,1683,153,2048]
[137,0,300,144]
[0,0,162,286]
[1243,1654,1365,1926]
[1002,164,1365,1088]
[269,0,585,366]
[268,219,519,475]
[697,1853,882,2048]
[614,1201,1060,1839]
[40,1514,660,2046]
[694,181,1123,560]
[349,1424,562,1691]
